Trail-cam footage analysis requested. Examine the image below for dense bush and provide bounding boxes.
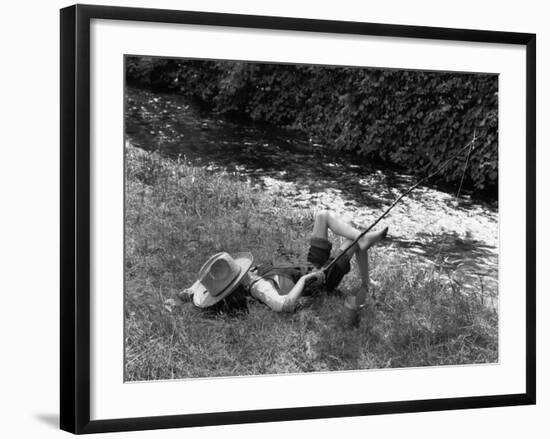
[126,57,498,192]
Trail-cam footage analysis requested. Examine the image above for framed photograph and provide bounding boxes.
[60,4,536,434]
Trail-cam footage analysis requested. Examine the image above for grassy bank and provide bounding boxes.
[124,144,498,381]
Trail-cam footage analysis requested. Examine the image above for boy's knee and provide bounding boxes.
[315,209,331,223]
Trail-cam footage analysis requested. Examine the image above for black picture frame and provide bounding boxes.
[60,4,536,434]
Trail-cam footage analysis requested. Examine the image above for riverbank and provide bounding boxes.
[125,144,497,380]
[125,86,499,297]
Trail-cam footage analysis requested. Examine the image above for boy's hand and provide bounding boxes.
[303,270,325,286]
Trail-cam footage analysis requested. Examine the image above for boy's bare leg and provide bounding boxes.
[339,240,375,327]
[354,248,370,306]
[312,210,386,327]
[312,210,357,240]
[312,210,387,251]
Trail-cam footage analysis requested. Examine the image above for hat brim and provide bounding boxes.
[192,252,254,308]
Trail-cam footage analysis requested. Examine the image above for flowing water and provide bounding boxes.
[125,86,499,301]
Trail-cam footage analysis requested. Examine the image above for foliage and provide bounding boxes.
[126,57,498,192]
[124,144,498,380]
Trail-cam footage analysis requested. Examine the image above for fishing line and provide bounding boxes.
[456,129,476,200]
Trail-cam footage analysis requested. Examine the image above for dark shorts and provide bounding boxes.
[307,237,351,291]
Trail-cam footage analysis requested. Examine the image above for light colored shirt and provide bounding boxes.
[243,271,296,312]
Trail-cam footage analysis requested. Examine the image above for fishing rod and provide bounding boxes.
[321,134,477,274]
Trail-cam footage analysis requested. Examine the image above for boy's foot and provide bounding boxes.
[358,226,389,251]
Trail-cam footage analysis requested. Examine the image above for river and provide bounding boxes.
[125,86,499,302]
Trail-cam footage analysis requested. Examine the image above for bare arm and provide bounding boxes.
[281,271,324,312]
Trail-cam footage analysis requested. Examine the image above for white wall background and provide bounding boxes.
[0,0,546,437]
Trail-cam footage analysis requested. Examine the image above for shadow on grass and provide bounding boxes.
[385,231,498,289]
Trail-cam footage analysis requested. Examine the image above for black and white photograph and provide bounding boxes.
[124,56,499,381]
[0,0,545,436]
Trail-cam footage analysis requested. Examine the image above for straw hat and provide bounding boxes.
[188,252,254,308]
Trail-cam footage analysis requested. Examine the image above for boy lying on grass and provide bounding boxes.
[179,210,388,326]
